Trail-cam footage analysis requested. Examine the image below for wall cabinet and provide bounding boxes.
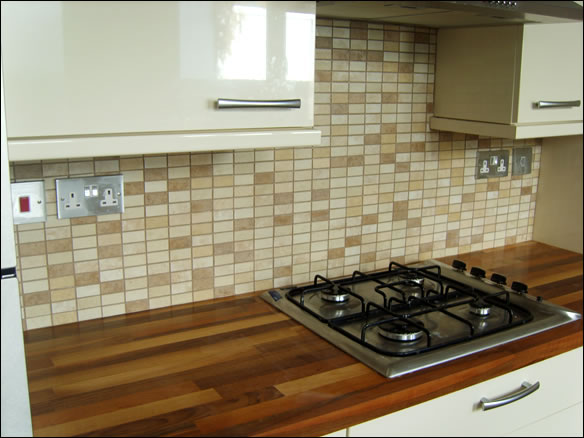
[0,1,319,160]
[346,347,583,437]
[431,22,583,139]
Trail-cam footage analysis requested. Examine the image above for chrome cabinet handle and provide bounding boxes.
[535,100,581,109]
[479,381,540,411]
[216,98,301,109]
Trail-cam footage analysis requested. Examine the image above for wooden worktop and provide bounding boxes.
[23,241,583,437]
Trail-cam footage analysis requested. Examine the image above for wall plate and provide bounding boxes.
[55,175,124,219]
[512,147,533,176]
[11,181,47,224]
[476,150,509,179]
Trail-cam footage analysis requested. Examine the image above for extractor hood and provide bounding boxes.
[316,1,583,28]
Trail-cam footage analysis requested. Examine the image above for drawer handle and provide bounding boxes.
[535,100,581,109]
[479,381,540,411]
[216,98,301,109]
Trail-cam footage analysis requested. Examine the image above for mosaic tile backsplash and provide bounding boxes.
[10,18,541,330]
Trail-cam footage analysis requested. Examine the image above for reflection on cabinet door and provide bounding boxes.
[1,1,315,138]
[348,347,583,437]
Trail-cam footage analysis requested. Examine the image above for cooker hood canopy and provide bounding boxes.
[316,1,583,28]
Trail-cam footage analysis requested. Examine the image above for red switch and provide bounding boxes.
[19,196,31,213]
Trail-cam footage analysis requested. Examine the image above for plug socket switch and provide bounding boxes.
[56,175,124,219]
[512,147,533,176]
[11,181,47,224]
[476,150,509,179]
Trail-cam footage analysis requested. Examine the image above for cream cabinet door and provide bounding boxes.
[348,347,583,437]
[516,22,583,124]
[1,1,315,138]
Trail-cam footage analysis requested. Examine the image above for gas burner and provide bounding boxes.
[378,319,425,342]
[320,286,350,303]
[469,298,492,317]
[399,271,425,286]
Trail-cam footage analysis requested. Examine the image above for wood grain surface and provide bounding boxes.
[22,241,583,437]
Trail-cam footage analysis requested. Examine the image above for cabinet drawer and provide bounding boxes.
[1,1,315,138]
[348,348,583,437]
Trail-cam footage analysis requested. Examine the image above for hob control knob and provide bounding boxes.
[452,259,466,271]
[470,267,486,278]
[490,273,507,285]
[511,281,528,293]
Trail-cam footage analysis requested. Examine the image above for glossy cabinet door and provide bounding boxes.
[1,1,315,138]
[348,347,583,437]
[517,22,583,124]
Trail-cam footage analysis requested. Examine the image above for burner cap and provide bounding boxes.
[400,271,425,286]
[378,319,424,342]
[320,286,350,303]
[469,298,491,316]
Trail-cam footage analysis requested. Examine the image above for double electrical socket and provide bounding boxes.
[476,150,509,179]
[56,175,124,219]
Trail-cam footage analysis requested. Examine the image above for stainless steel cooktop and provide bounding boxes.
[261,259,581,378]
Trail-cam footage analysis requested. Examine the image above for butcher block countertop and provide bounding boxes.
[23,241,583,437]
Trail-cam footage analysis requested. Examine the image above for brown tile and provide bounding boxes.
[471,234,483,244]
[332,49,350,60]
[274,193,294,205]
[149,273,170,287]
[126,300,149,313]
[70,216,96,225]
[312,189,330,201]
[382,93,398,103]
[487,181,500,191]
[398,63,413,73]
[414,32,430,43]
[235,219,255,231]
[331,157,348,168]
[19,242,46,257]
[46,239,73,254]
[411,142,425,153]
[97,221,122,234]
[381,123,397,134]
[192,199,213,213]
[255,173,274,185]
[419,242,433,253]
[315,71,332,82]
[214,242,234,256]
[98,244,122,259]
[345,236,361,247]
[102,280,124,294]
[312,210,329,222]
[235,251,254,264]
[365,134,381,145]
[380,153,396,164]
[145,192,169,206]
[23,291,50,306]
[384,30,399,41]
[367,51,383,62]
[462,193,475,203]
[407,218,421,228]
[125,181,144,195]
[48,263,74,278]
[396,143,411,153]
[350,50,367,61]
[14,164,43,179]
[144,168,167,181]
[348,156,364,167]
[191,165,212,178]
[332,104,348,114]
[170,236,191,250]
[328,248,344,259]
[193,268,214,290]
[396,163,410,173]
[274,215,292,226]
[350,28,368,39]
[521,186,532,195]
[315,36,332,49]
[348,93,365,103]
[169,178,190,191]
[75,271,99,286]
[274,266,292,278]
[215,285,234,298]
[363,214,378,225]
[361,252,376,264]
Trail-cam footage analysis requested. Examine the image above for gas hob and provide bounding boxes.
[261,259,581,378]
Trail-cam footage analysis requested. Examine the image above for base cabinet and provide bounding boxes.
[346,347,583,437]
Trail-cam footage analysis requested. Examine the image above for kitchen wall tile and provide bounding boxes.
[10,18,542,329]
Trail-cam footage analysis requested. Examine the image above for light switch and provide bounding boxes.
[11,181,47,224]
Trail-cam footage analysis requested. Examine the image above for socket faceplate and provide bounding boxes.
[56,175,124,219]
[476,150,509,179]
[512,147,533,176]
